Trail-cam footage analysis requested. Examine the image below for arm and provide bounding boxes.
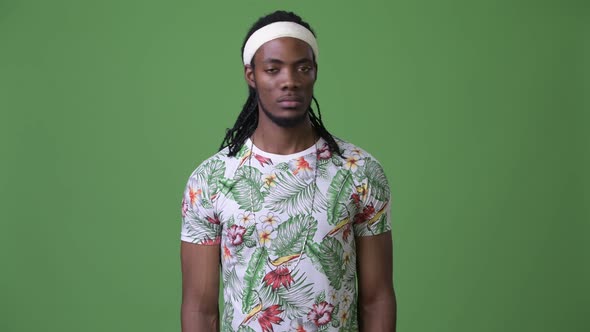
[356,231,396,332]
[181,241,221,332]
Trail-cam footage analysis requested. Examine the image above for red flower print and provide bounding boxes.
[353,204,375,224]
[263,266,294,290]
[258,304,284,332]
[222,243,238,266]
[307,301,335,327]
[206,213,221,225]
[292,157,311,175]
[317,143,331,160]
[290,318,318,331]
[363,204,375,217]
[254,153,273,166]
[227,225,246,246]
[325,218,351,241]
[342,223,352,241]
[351,193,361,206]
[189,187,201,205]
[200,236,221,245]
[181,198,188,218]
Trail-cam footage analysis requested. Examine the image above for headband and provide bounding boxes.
[242,21,319,65]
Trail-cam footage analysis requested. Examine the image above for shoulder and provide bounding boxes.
[186,145,243,181]
[332,137,390,193]
[333,137,384,166]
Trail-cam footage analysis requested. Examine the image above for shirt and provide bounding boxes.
[181,137,392,332]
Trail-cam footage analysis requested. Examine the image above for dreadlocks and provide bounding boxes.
[219,10,342,157]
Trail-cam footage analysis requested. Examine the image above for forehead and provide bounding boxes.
[253,37,315,64]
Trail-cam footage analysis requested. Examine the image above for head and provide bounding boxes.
[246,35,316,128]
[220,10,341,157]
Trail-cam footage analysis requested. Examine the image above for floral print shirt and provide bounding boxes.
[181,137,392,332]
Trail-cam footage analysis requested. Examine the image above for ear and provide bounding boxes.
[244,65,256,89]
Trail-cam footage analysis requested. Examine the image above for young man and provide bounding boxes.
[180,11,396,332]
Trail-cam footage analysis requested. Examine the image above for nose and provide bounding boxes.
[280,68,300,90]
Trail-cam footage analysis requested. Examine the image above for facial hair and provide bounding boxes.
[257,94,309,128]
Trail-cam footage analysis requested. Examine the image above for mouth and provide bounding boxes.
[277,96,304,109]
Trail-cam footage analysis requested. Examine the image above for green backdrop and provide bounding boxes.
[1,0,588,331]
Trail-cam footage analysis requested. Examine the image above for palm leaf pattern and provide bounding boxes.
[316,158,331,179]
[181,138,392,330]
[270,215,317,258]
[194,158,226,199]
[183,209,220,244]
[222,301,234,332]
[265,171,326,217]
[241,246,268,313]
[232,165,264,212]
[304,241,325,274]
[258,271,314,320]
[363,158,390,202]
[343,252,357,293]
[318,237,345,290]
[223,267,243,303]
[326,169,354,225]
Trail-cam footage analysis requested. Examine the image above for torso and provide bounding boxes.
[181,137,391,331]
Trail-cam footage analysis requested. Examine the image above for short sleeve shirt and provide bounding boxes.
[180,137,392,332]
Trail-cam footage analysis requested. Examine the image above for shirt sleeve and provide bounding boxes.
[351,154,392,237]
[180,163,222,245]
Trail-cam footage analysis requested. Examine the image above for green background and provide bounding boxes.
[1,0,588,331]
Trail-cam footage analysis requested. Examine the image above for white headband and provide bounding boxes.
[242,21,319,65]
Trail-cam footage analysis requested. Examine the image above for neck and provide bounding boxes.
[252,114,316,155]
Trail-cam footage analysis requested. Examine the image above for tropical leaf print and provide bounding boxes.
[353,202,390,236]
[265,172,326,217]
[224,267,243,303]
[331,154,344,167]
[270,215,318,258]
[236,325,255,332]
[194,158,226,198]
[232,165,265,212]
[345,296,359,330]
[373,211,389,234]
[242,247,268,313]
[218,177,235,197]
[316,158,331,179]
[342,252,357,293]
[183,209,220,244]
[227,215,236,227]
[315,291,326,304]
[222,301,235,332]
[331,310,341,328]
[318,237,345,290]
[363,158,390,201]
[274,162,290,172]
[326,169,354,225]
[238,224,257,248]
[182,138,390,329]
[236,144,250,159]
[304,241,325,275]
[258,271,314,320]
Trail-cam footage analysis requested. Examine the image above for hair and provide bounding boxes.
[219,10,342,157]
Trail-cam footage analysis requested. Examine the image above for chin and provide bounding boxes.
[264,108,309,128]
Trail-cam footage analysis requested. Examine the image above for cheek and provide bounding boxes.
[256,79,277,95]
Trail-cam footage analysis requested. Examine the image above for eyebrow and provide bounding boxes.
[262,57,314,65]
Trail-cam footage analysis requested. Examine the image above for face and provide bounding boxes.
[245,37,317,128]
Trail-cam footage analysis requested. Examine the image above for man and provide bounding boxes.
[180,10,396,332]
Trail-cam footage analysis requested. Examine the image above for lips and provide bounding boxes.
[277,95,304,108]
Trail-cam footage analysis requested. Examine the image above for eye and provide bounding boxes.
[265,68,278,74]
[299,66,312,73]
